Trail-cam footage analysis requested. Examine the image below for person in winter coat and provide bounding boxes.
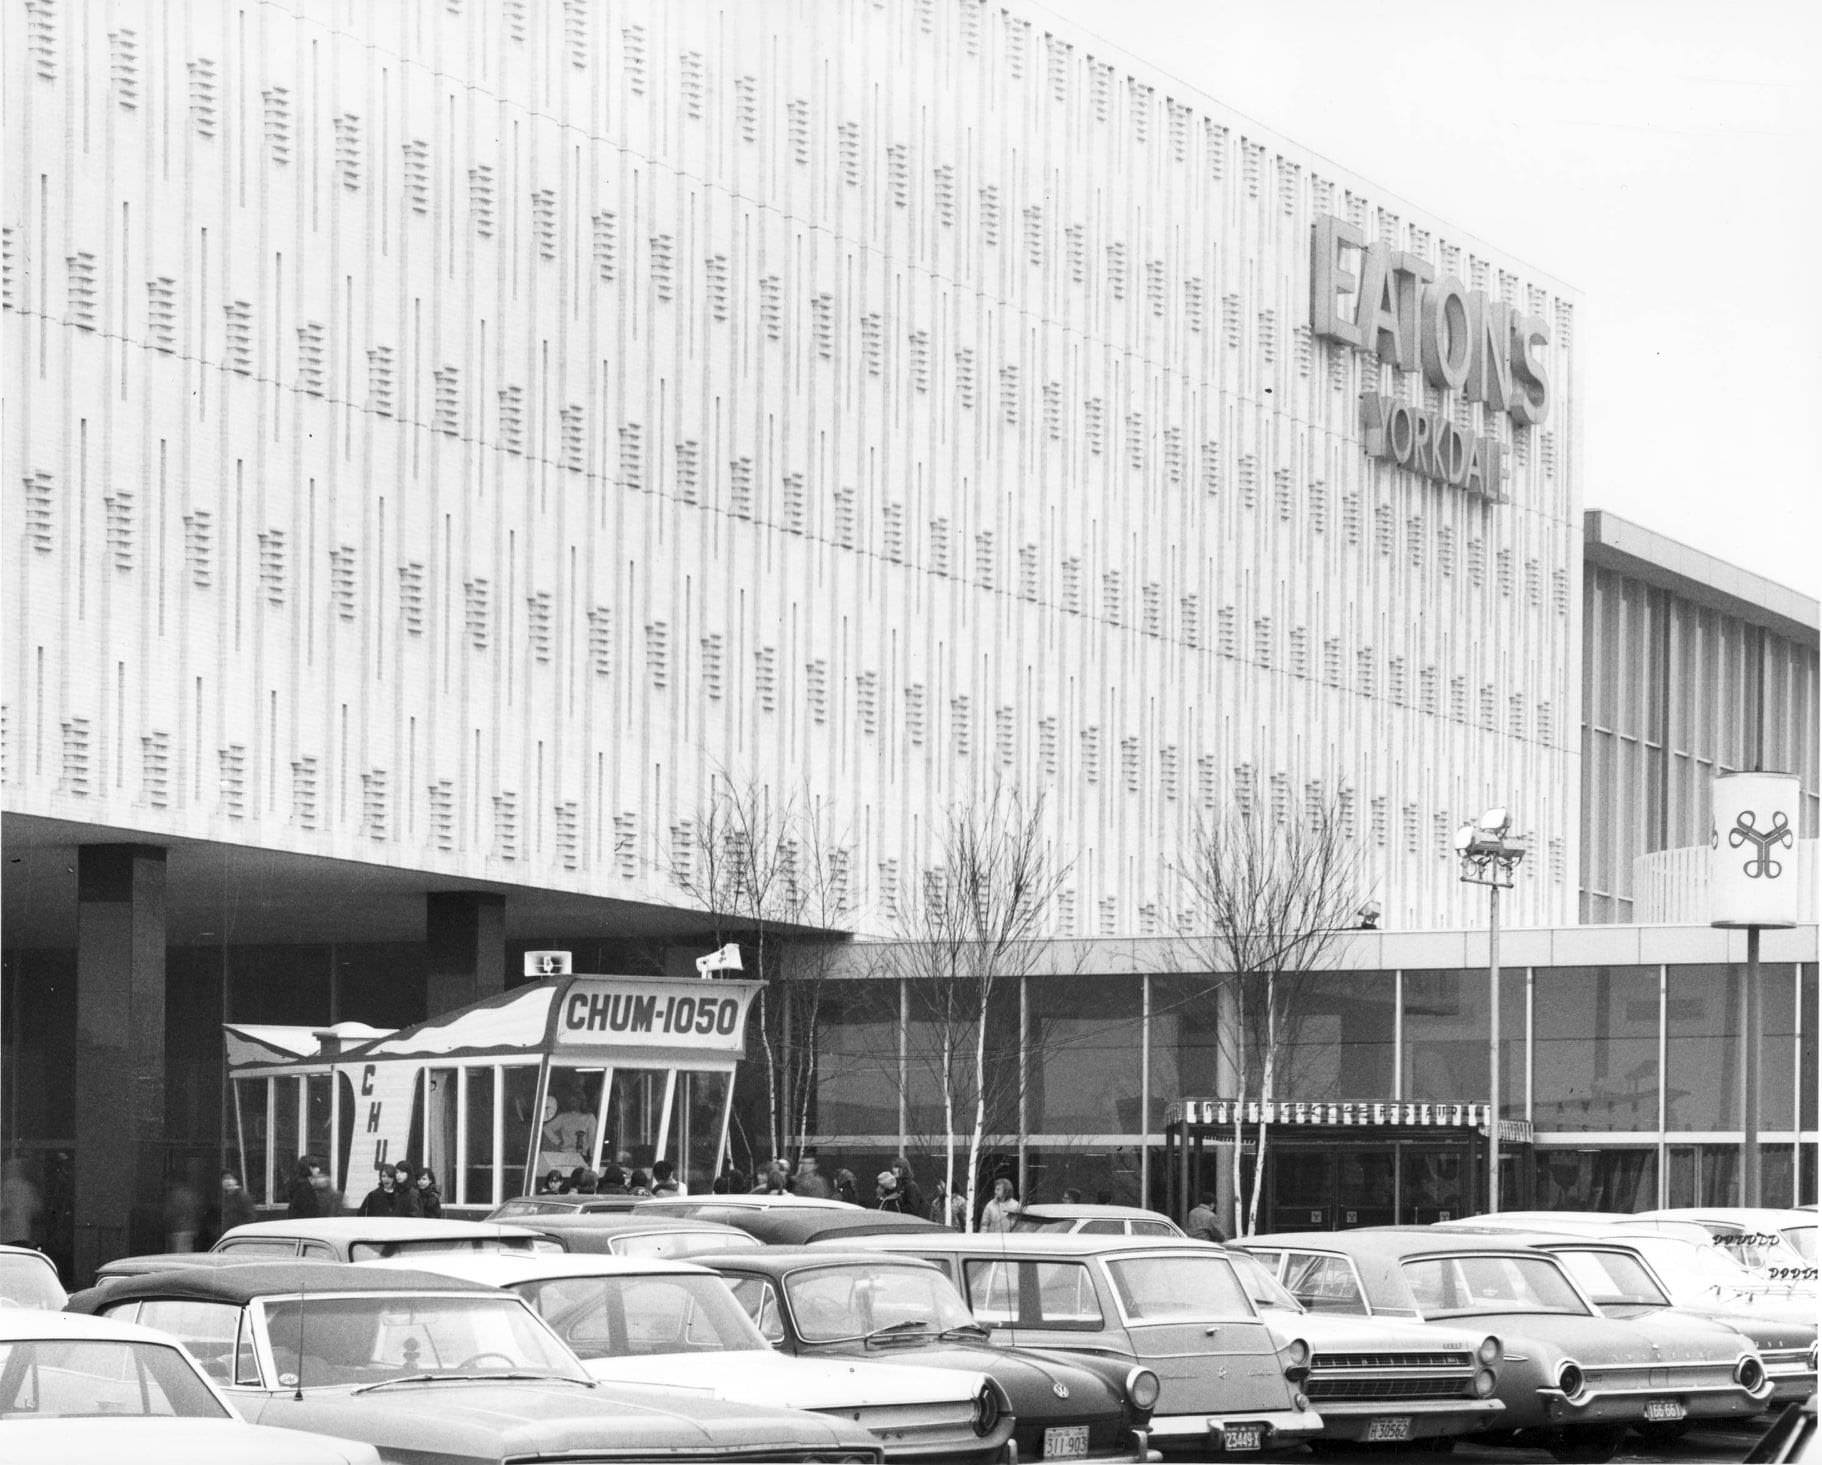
[357,1165,418,1217]
[979,1176,1022,1232]
[874,1170,909,1212]
[215,1170,256,1237]
[833,1168,860,1207]
[650,1160,684,1196]
[890,1159,925,1221]
[287,1156,331,1218]
[414,1166,444,1218]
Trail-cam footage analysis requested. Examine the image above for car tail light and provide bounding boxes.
[1557,1361,1584,1398]
[1736,1355,1766,1391]
[1125,1365,1161,1412]
[972,1380,1007,1437]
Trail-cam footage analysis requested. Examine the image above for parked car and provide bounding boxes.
[66,1260,885,1462]
[0,1306,380,1464]
[840,1231,1322,1456]
[714,1206,950,1246]
[1747,1392,1820,1464]
[1521,1232,1817,1409]
[1236,1228,1776,1462]
[368,1250,1028,1464]
[698,1245,1153,1462]
[1012,1205,1183,1238]
[210,1216,565,1262]
[635,1194,860,1223]
[1635,1208,1819,1282]
[1223,1248,1505,1445]
[487,1194,644,1219]
[1597,1229,1822,1324]
[525,1212,762,1259]
[0,1244,65,1309]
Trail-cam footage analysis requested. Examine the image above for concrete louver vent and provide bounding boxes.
[142,733,171,809]
[259,530,287,605]
[61,719,92,796]
[527,593,553,662]
[263,87,291,162]
[905,684,926,745]
[494,793,520,861]
[330,546,357,621]
[185,511,213,587]
[855,672,878,734]
[398,563,425,634]
[188,58,218,137]
[110,30,139,109]
[361,770,387,841]
[1159,746,1179,801]
[464,580,490,649]
[699,633,723,699]
[106,488,134,570]
[66,253,97,330]
[587,609,612,677]
[613,813,638,878]
[291,757,319,829]
[555,802,580,870]
[428,779,455,851]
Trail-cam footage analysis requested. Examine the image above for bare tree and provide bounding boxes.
[876,786,1071,1230]
[671,773,855,1170]
[1171,782,1366,1237]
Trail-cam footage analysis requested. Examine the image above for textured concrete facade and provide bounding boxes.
[3,0,1582,933]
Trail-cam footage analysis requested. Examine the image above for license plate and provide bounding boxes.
[1043,1425,1089,1460]
[1365,1416,1413,1442]
[1221,1424,1264,1451]
[1644,1398,1686,1422]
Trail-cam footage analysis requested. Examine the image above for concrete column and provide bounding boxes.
[425,892,506,1017]
[73,844,167,1284]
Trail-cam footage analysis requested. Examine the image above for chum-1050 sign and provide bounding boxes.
[1311,215,1551,502]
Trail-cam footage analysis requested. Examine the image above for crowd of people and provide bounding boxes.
[280,1155,443,1219]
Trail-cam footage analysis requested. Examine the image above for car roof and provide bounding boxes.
[1019,1203,1172,1220]
[0,1244,59,1268]
[524,1213,749,1236]
[636,1194,857,1212]
[100,1251,339,1276]
[693,1246,945,1277]
[363,1251,706,1285]
[0,1307,197,1345]
[217,1217,545,1242]
[837,1230,1214,1257]
[67,1260,503,1308]
[727,1209,950,1246]
[1242,1228,1548,1261]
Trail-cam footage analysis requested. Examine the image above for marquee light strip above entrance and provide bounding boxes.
[1166,1097,1533,1145]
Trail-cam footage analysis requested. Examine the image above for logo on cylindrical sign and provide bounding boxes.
[1711,772,1802,928]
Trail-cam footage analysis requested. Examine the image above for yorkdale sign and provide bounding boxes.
[1311,215,1551,503]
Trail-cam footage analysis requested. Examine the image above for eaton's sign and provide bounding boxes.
[1311,215,1551,503]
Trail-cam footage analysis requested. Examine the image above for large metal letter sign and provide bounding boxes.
[1711,772,1802,928]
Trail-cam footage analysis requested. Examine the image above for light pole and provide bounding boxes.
[1455,808,1527,1215]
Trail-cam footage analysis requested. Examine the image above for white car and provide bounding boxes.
[211,1216,563,1262]
[363,1251,1016,1463]
[1635,1208,1818,1283]
[0,1307,380,1464]
[0,1245,65,1310]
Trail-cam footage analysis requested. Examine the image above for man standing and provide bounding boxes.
[1185,1193,1227,1243]
[793,1153,833,1199]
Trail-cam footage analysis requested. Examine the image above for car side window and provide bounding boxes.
[217,1238,297,1257]
[724,1276,785,1344]
[1283,1253,1366,1313]
[962,1260,1017,1325]
[134,1299,246,1385]
[300,1242,337,1260]
[1131,1222,1177,1236]
[1078,1219,1122,1234]
[233,1309,261,1386]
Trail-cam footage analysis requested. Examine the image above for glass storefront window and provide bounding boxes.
[501,1066,540,1196]
[272,1077,300,1178]
[1667,965,1741,1130]
[1801,966,1817,1132]
[903,978,1019,1141]
[1148,973,1224,1110]
[1027,973,1142,1133]
[816,981,903,1136]
[1275,972,1394,1102]
[1532,967,1658,1131]
[537,1068,605,1177]
[606,1068,672,1171]
[416,1068,457,1195]
[306,1074,333,1182]
[1534,1146,1657,1211]
[1402,970,1523,1117]
[1666,1142,1738,1207]
[234,1079,270,1205]
[669,1070,731,1189]
[462,1067,495,1206]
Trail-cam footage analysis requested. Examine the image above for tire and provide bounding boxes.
[1635,1419,1690,1445]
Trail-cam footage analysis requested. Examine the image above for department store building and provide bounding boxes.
[2,0,1814,1274]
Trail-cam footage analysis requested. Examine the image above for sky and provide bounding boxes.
[1034,0,1822,602]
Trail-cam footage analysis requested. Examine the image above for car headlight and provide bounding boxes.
[1473,1367,1498,1398]
[1557,1361,1584,1399]
[1477,1335,1502,1367]
[972,1380,1006,1437]
[1124,1365,1161,1413]
[1735,1355,1767,1391]
[1282,1336,1311,1381]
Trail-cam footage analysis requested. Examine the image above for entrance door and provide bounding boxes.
[1267,1148,1333,1231]
[1400,1145,1467,1224]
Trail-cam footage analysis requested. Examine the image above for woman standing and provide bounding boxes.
[979,1176,1022,1232]
[414,1166,443,1218]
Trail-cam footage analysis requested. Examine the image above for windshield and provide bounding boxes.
[1402,1254,1591,1318]
[1548,1249,1670,1306]
[516,1273,768,1359]
[0,1338,231,1419]
[1106,1254,1252,1320]
[260,1292,586,1387]
[1781,1226,1817,1263]
[611,1230,761,1260]
[1227,1252,1305,1313]
[0,1256,67,1310]
[783,1264,977,1342]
